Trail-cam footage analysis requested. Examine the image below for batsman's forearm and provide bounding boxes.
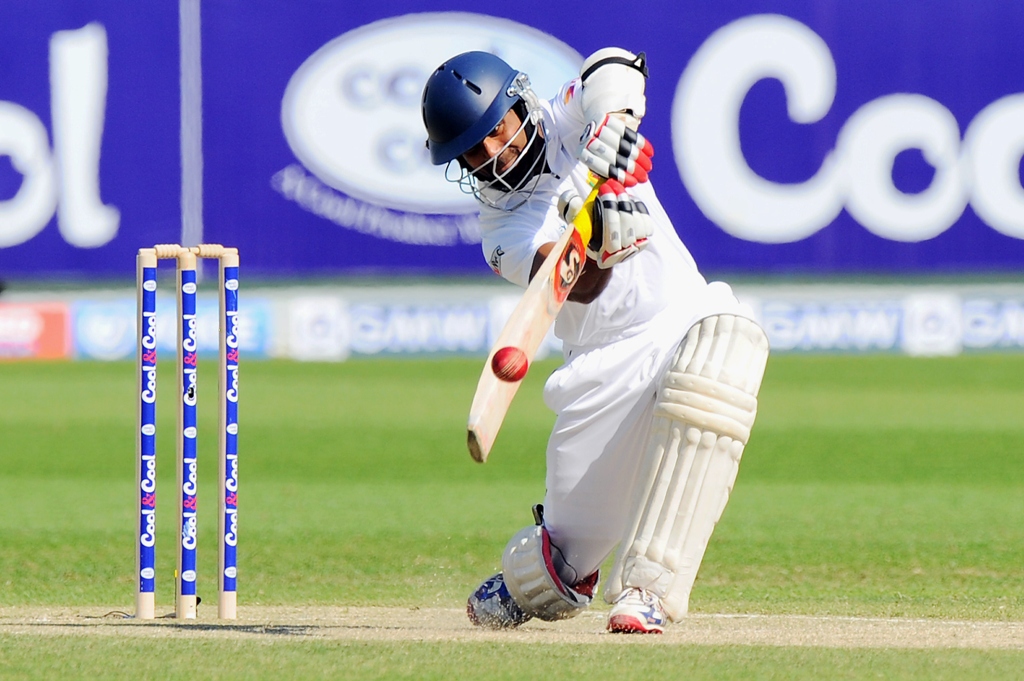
[567,259,611,303]
[529,242,557,281]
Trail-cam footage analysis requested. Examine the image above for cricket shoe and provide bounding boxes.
[466,573,532,629]
[606,587,666,634]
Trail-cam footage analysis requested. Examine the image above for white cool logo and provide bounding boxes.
[0,23,120,249]
[225,310,239,350]
[281,12,581,214]
[182,457,197,496]
[674,14,1024,243]
[139,508,156,548]
[182,314,197,353]
[225,508,238,547]
[182,514,197,551]
[140,366,157,404]
[225,453,238,493]
[226,365,239,403]
[141,310,156,350]
[140,454,156,493]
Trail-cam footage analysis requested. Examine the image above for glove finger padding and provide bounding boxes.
[633,198,654,243]
[588,179,653,269]
[577,115,655,187]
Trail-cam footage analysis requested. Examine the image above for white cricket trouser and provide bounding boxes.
[540,281,750,584]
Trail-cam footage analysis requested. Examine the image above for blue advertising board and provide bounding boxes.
[0,1,180,277]
[1,1,1023,278]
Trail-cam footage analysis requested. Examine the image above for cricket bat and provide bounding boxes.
[467,186,598,463]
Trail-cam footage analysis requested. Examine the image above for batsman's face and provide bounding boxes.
[462,109,529,180]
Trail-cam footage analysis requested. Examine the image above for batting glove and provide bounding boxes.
[577,114,654,187]
[588,179,653,269]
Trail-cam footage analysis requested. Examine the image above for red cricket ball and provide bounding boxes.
[491,346,529,382]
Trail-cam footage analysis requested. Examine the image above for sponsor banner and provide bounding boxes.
[2,3,1024,278]
[349,302,491,356]
[207,3,1024,275]
[287,296,350,361]
[281,294,562,361]
[283,297,498,360]
[962,298,1024,350]
[901,294,963,357]
[0,4,179,275]
[760,300,903,354]
[0,303,71,359]
[23,286,1024,362]
[72,297,272,360]
[73,300,135,360]
[216,8,583,276]
[281,288,1024,359]
[760,292,1024,356]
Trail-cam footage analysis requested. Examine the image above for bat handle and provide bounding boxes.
[572,187,599,246]
[557,187,599,246]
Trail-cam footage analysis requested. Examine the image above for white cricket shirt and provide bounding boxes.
[478,78,709,350]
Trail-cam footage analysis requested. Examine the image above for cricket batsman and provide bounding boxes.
[421,48,770,633]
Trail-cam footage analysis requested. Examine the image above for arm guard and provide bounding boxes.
[579,48,649,124]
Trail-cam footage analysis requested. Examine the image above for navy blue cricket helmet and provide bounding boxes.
[421,51,522,166]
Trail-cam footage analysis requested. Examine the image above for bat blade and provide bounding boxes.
[467,188,597,463]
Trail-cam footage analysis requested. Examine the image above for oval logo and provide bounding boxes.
[75,302,136,360]
[281,12,582,214]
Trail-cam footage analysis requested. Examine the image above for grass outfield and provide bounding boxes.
[1,355,1023,678]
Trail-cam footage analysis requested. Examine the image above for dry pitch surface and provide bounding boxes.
[2,607,1023,649]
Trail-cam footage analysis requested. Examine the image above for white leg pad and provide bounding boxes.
[502,525,594,621]
[605,315,769,621]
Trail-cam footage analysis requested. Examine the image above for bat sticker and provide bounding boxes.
[553,230,585,304]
